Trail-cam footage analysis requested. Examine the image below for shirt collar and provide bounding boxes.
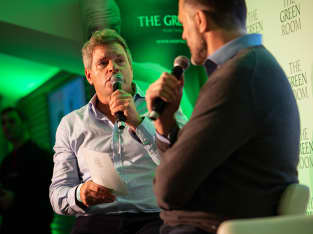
[208,33,263,66]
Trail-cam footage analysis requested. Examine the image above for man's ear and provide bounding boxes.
[195,10,210,33]
[85,68,93,85]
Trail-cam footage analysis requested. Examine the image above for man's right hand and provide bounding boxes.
[80,180,116,207]
[146,72,183,136]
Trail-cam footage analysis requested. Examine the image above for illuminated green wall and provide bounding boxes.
[116,0,207,118]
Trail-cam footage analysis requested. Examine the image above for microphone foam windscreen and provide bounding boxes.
[174,56,190,70]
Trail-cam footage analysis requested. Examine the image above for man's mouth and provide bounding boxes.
[104,76,113,85]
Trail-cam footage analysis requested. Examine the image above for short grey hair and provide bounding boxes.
[82,29,132,69]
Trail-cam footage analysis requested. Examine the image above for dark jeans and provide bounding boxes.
[71,212,162,234]
[160,224,213,234]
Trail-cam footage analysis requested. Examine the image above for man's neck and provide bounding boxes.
[205,29,246,57]
[12,135,29,151]
[95,97,116,123]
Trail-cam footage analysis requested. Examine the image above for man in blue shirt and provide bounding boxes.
[49,29,186,234]
[146,0,300,233]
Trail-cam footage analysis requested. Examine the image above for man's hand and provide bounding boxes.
[109,90,142,131]
[146,72,183,135]
[0,188,15,212]
[80,180,116,207]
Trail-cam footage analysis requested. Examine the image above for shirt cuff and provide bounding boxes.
[156,131,171,145]
[68,185,87,214]
[134,116,155,145]
[76,184,83,202]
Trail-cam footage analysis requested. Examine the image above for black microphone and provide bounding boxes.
[111,74,126,130]
[149,56,190,120]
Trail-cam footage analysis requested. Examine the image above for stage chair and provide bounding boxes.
[277,183,310,215]
[217,214,313,234]
[217,184,311,234]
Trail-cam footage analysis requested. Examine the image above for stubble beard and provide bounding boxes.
[190,35,207,66]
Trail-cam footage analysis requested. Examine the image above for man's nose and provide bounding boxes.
[107,60,119,73]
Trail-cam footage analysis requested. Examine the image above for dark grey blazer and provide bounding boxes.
[154,45,300,224]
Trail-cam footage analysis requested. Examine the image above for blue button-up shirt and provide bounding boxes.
[49,93,186,216]
[205,33,263,75]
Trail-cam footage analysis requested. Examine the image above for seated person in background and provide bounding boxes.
[49,29,186,234]
[0,107,54,234]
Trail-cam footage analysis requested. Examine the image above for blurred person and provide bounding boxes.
[146,0,300,233]
[49,29,186,234]
[0,107,54,233]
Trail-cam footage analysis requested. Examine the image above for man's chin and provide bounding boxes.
[191,56,206,66]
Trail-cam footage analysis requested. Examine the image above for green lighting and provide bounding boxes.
[0,53,59,101]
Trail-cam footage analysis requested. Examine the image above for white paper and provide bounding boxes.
[78,147,128,196]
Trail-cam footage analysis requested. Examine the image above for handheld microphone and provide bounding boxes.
[149,56,190,121]
[111,74,126,129]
